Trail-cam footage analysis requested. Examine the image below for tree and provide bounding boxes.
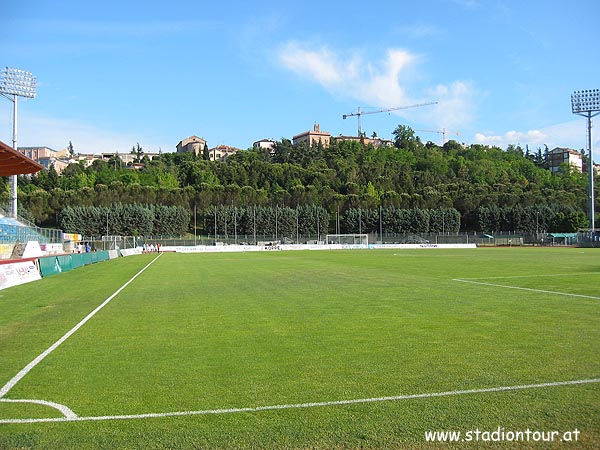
[107,154,124,170]
[131,143,144,163]
[392,124,420,151]
[272,138,294,163]
[68,141,75,156]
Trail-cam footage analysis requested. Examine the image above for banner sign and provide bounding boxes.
[120,248,143,257]
[0,261,42,291]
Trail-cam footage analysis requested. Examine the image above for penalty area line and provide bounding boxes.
[0,377,598,424]
[0,253,163,402]
[453,278,600,300]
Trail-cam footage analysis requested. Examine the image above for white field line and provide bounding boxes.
[456,272,600,281]
[0,253,163,403]
[0,378,598,424]
[0,398,76,419]
[453,278,600,300]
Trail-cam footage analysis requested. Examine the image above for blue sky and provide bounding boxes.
[1,0,599,158]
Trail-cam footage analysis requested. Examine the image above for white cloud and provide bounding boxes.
[474,129,548,147]
[425,81,477,131]
[358,49,416,107]
[277,42,476,130]
[278,42,347,89]
[473,119,600,158]
[0,108,168,154]
[278,43,416,106]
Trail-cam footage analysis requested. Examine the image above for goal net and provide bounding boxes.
[325,234,369,246]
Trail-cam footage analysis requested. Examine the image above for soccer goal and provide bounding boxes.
[325,234,369,246]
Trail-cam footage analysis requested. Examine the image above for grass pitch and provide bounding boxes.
[0,248,598,449]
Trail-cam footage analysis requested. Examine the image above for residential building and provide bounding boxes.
[102,152,137,165]
[253,139,276,154]
[176,135,207,157]
[548,147,583,173]
[17,147,71,173]
[208,145,240,161]
[292,123,331,147]
[76,153,99,167]
[17,146,63,161]
[334,135,393,148]
[101,152,161,165]
[38,156,69,174]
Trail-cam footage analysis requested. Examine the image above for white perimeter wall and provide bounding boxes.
[160,243,477,253]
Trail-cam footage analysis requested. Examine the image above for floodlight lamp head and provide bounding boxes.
[571,89,600,114]
[0,67,37,99]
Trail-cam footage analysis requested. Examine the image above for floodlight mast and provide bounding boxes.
[0,67,37,218]
[571,89,600,230]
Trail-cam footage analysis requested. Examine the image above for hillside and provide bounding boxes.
[5,126,593,233]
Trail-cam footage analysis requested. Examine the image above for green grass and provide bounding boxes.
[0,248,599,449]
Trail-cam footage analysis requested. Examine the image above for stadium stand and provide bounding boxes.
[0,213,57,245]
[0,140,62,258]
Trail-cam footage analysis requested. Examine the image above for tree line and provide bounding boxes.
[342,207,461,234]
[476,204,587,233]
[3,124,594,234]
[58,204,189,237]
[201,205,462,238]
[55,202,584,238]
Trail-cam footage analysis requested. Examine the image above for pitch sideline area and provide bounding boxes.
[0,248,598,447]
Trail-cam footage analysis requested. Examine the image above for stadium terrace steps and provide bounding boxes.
[0,215,49,244]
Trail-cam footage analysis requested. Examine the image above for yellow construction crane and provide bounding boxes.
[342,102,437,137]
[414,128,459,145]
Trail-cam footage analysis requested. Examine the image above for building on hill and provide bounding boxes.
[76,153,99,167]
[292,123,331,147]
[38,156,69,173]
[102,152,137,165]
[253,139,276,154]
[17,147,71,173]
[101,152,161,165]
[176,135,207,157]
[208,145,239,161]
[18,147,164,172]
[334,135,393,148]
[17,146,59,161]
[548,147,583,173]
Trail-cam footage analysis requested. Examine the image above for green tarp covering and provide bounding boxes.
[56,255,73,272]
[39,251,111,277]
[38,256,61,277]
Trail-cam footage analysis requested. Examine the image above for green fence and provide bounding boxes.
[38,256,62,277]
[38,251,111,277]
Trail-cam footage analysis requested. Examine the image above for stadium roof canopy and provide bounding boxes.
[0,140,43,176]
